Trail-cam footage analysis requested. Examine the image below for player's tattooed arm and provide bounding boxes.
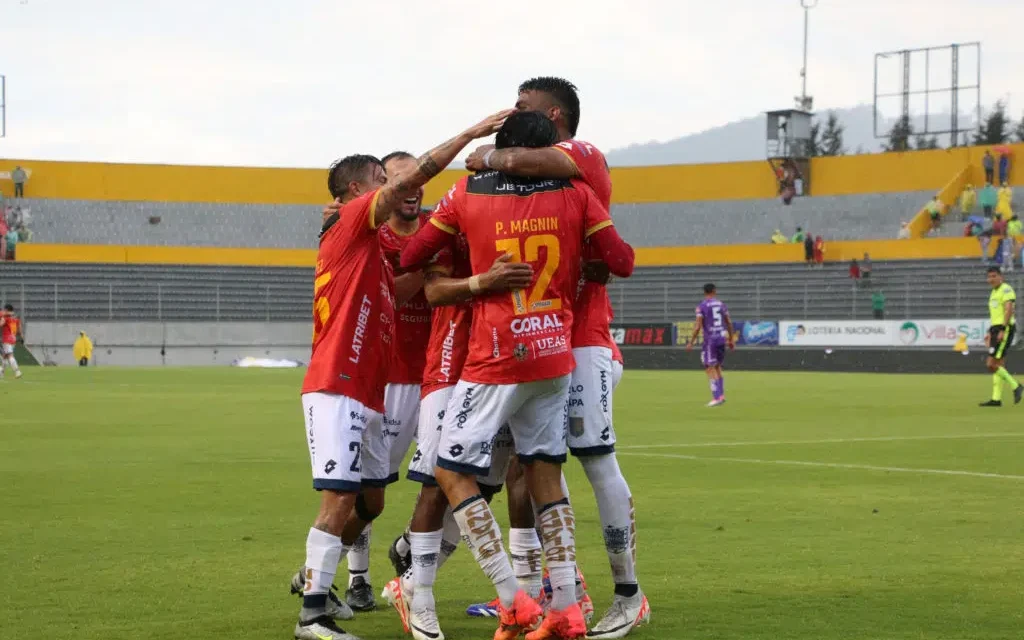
[465,144,579,178]
[372,109,515,227]
[424,254,534,307]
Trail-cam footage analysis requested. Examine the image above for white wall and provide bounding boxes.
[27,321,313,366]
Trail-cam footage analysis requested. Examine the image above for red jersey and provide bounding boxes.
[379,214,432,385]
[430,173,613,384]
[1,314,20,344]
[301,190,396,413]
[420,234,473,398]
[554,139,618,352]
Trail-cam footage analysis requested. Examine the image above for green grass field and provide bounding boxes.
[2,368,1023,640]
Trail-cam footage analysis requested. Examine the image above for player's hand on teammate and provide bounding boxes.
[480,253,533,293]
[322,197,342,218]
[465,144,496,172]
[463,110,516,140]
[582,259,611,285]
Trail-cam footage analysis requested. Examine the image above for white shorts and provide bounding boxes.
[301,392,380,493]
[408,387,515,490]
[1,343,14,356]
[437,375,571,476]
[363,383,421,486]
[568,347,619,456]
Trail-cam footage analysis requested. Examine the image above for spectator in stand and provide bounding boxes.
[1008,214,1023,271]
[979,227,995,263]
[959,184,977,220]
[980,182,998,218]
[983,150,995,184]
[992,214,1007,237]
[965,217,984,237]
[996,183,1013,220]
[5,223,18,260]
[813,235,825,266]
[849,259,862,283]
[999,152,1011,185]
[792,226,806,243]
[872,290,886,319]
[926,194,944,230]
[0,210,6,260]
[862,253,873,281]
[803,232,814,266]
[771,229,787,244]
[898,221,911,239]
[11,166,27,198]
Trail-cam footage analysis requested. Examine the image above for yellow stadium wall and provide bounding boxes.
[4,143,1019,207]
[17,237,985,269]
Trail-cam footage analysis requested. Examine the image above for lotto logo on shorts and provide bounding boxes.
[324,459,337,474]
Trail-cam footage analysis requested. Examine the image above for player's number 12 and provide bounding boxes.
[495,234,562,315]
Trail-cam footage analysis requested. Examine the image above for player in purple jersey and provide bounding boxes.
[685,284,735,407]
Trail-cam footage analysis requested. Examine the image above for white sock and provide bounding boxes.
[303,528,347,617]
[509,527,543,598]
[410,530,443,611]
[581,454,637,587]
[437,508,461,570]
[536,499,577,611]
[347,522,371,587]
[7,356,18,373]
[453,496,518,607]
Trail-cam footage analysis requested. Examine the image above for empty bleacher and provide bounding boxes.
[1,259,1001,323]
[22,190,931,250]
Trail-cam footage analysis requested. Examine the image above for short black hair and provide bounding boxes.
[496,111,557,150]
[987,266,1002,275]
[3,304,13,312]
[327,154,382,200]
[381,151,415,166]
[703,283,716,295]
[519,76,581,137]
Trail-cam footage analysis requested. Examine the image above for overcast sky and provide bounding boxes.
[0,0,1021,168]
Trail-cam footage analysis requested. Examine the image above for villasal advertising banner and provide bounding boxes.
[779,319,1004,347]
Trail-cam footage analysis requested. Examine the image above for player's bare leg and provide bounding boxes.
[522,460,587,640]
[436,467,543,640]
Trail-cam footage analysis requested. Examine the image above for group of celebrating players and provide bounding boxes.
[292,78,649,640]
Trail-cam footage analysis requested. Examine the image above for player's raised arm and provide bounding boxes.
[465,144,579,178]
[373,109,514,227]
[424,253,534,307]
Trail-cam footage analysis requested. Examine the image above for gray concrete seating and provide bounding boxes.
[0,258,999,323]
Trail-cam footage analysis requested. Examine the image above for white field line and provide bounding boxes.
[619,451,1024,481]
[617,433,1024,450]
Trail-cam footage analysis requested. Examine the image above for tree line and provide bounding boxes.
[806,102,1024,157]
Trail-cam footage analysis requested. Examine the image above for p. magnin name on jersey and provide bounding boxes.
[350,294,373,364]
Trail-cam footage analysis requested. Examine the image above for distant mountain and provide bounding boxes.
[605,105,977,167]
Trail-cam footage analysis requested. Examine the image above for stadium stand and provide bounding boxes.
[1,259,1005,323]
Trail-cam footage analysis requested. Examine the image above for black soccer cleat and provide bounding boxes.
[979,400,1003,407]
[345,575,377,611]
[388,533,412,578]
[1014,385,1023,405]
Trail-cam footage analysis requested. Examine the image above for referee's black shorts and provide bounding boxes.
[989,324,1015,359]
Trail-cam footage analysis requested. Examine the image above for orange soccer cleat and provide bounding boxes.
[525,603,587,640]
[494,590,544,640]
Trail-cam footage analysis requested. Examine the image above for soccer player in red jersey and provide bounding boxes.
[292,108,512,640]
[465,77,649,639]
[341,151,435,611]
[1,304,24,379]
[402,111,635,640]
[381,236,534,640]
